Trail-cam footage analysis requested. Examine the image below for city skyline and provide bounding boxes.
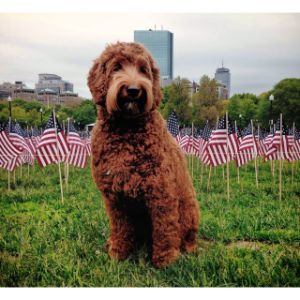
[0,13,300,98]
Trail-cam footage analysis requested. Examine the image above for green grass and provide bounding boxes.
[0,158,299,287]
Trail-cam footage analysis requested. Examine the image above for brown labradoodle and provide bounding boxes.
[88,42,199,268]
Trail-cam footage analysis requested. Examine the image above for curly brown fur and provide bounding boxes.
[88,42,200,268]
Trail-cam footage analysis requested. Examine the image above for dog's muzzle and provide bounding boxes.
[117,85,147,115]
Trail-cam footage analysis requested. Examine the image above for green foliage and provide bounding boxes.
[192,75,222,127]
[228,94,258,128]
[256,97,271,128]
[1,76,300,130]
[72,100,97,130]
[160,77,192,126]
[0,99,96,129]
[0,159,299,287]
[271,78,300,125]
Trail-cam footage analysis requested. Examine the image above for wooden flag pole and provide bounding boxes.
[53,110,64,204]
[207,166,212,192]
[291,122,295,186]
[234,121,240,184]
[191,122,194,180]
[257,124,260,170]
[65,118,70,190]
[251,120,258,188]
[279,113,283,201]
[26,125,30,178]
[8,171,11,191]
[226,112,230,201]
[200,161,204,186]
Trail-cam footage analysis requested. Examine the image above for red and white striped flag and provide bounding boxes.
[236,123,258,167]
[66,120,88,168]
[36,112,69,168]
[84,136,91,157]
[292,128,300,160]
[207,116,229,167]
[0,122,22,171]
[265,119,293,161]
[199,121,212,165]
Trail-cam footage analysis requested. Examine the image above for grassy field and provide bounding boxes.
[0,158,299,287]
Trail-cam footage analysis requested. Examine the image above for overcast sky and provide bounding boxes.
[0,13,299,98]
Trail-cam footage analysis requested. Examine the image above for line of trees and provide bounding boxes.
[159,77,300,128]
[0,99,97,130]
[1,77,299,129]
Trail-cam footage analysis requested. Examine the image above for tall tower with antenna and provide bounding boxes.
[214,61,231,99]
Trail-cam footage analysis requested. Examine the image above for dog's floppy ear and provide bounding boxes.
[151,61,163,110]
[87,58,107,106]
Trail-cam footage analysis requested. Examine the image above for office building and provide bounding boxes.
[134,29,173,86]
[214,63,231,98]
[35,73,74,94]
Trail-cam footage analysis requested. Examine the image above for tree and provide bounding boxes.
[256,97,270,128]
[160,77,192,126]
[228,94,258,128]
[73,100,97,130]
[192,75,220,126]
[270,78,300,126]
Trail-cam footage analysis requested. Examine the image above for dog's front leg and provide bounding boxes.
[146,195,181,268]
[103,195,135,261]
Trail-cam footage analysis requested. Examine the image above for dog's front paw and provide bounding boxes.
[106,238,133,261]
[152,248,180,268]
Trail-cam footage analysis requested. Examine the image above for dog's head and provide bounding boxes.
[88,42,162,117]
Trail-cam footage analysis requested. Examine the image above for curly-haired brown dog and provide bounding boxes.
[88,42,199,268]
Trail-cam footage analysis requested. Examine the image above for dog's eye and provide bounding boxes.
[113,63,122,72]
[140,66,148,74]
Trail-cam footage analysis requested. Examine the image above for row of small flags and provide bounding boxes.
[0,111,91,172]
[167,111,300,167]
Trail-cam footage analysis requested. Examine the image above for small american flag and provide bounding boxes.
[227,121,239,161]
[265,119,292,161]
[292,128,300,160]
[236,123,256,167]
[179,127,192,154]
[9,122,34,165]
[198,121,211,165]
[0,122,22,170]
[36,112,69,168]
[239,123,257,153]
[9,122,33,156]
[67,120,88,168]
[167,111,180,142]
[207,116,228,167]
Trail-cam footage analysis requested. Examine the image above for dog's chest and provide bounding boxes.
[96,131,161,197]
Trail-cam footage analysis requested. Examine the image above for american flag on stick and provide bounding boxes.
[236,122,258,167]
[36,112,69,168]
[227,121,239,161]
[0,122,22,171]
[265,119,293,161]
[0,122,22,162]
[167,111,180,143]
[199,121,211,165]
[239,123,258,153]
[207,116,228,167]
[67,120,88,168]
[9,122,34,165]
[179,127,192,154]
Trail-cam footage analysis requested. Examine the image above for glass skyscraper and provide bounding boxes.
[134,29,173,85]
[214,65,231,98]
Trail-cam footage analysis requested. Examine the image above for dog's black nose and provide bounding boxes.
[127,86,140,98]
